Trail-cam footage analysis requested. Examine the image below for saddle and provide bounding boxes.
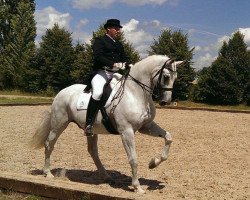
[83,76,119,135]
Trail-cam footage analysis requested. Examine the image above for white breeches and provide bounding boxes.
[91,70,113,100]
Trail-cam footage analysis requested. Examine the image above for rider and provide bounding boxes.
[85,19,130,137]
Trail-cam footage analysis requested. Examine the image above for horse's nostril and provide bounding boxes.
[159,101,167,106]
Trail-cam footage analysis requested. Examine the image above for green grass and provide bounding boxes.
[0,90,53,104]
[0,97,53,105]
[176,100,250,111]
[0,90,54,97]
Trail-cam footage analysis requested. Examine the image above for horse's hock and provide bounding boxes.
[0,105,249,200]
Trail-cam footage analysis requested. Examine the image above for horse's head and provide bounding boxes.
[152,58,185,106]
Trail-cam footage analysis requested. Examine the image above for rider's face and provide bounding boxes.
[106,26,121,39]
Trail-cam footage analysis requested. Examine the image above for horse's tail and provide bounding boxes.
[29,110,51,149]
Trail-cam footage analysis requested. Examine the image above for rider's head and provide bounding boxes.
[104,19,122,39]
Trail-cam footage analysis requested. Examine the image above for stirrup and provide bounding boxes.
[84,125,94,137]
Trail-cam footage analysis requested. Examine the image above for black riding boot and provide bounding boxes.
[85,96,100,136]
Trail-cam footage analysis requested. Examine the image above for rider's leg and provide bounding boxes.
[85,96,100,136]
[84,72,108,136]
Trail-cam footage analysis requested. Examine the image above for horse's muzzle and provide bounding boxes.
[159,100,171,106]
[159,91,172,106]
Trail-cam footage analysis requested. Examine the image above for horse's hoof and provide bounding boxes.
[135,187,145,194]
[149,158,157,169]
[45,172,54,179]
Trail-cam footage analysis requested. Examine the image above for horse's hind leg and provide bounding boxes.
[44,121,69,178]
[87,134,111,181]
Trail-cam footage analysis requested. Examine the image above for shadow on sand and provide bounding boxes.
[30,168,165,192]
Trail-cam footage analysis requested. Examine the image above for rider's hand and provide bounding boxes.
[113,63,126,70]
[127,64,133,69]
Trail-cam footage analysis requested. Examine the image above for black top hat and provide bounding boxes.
[104,19,123,29]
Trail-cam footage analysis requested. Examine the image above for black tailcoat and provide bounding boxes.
[92,35,129,71]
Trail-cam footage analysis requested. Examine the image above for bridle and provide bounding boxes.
[127,59,176,99]
[153,59,175,94]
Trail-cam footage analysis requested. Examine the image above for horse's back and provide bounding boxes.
[52,84,86,108]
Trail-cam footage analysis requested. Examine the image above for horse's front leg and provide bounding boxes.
[120,129,145,194]
[87,134,111,181]
[139,121,172,169]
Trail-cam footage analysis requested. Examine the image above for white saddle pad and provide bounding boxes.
[76,92,91,110]
[76,73,123,111]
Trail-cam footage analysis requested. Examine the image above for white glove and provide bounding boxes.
[128,64,133,68]
[113,62,126,71]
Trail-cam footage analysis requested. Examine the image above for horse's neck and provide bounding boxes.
[130,64,153,88]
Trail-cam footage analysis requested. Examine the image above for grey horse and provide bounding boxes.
[30,55,184,193]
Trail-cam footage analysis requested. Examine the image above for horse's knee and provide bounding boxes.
[129,159,138,169]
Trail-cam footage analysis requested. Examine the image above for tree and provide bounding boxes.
[244,51,250,105]
[220,32,250,102]
[0,0,19,88]
[193,57,240,104]
[0,0,36,89]
[34,24,75,92]
[193,31,250,105]
[0,0,19,51]
[149,29,196,100]
[71,42,94,84]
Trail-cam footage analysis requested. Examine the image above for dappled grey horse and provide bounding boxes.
[30,55,184,193]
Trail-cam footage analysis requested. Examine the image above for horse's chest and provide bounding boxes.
[133,103,155,124]
[140,111,153,124]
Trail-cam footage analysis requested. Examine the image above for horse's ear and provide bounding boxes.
[175,60,186,67]
[166,58,175,65]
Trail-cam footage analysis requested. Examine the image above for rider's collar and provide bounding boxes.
[106,34,116,42]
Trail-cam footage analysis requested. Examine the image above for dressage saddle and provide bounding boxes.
[84,79,119,135]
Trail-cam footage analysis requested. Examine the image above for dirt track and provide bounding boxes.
[0,105,249,200]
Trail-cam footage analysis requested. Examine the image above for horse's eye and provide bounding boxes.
[164,73,170,78]
[163,74,170,83]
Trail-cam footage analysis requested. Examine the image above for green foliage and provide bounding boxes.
[220,32,250,102]
[0,0,36,89]
[149,29,196,100]
[32,24,75,92]
[193,57,241,104]
[71,43,94,84]
[0,0,21,50]
[193,31,250,105]
[245,51,250,105]
[243,80,250,105]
